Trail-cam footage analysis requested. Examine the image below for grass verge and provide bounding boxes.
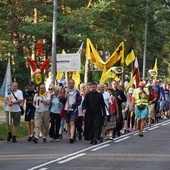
[0,121,27,141]
[0,97,4,113]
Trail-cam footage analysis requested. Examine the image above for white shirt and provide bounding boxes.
[34,93,51,112]
[102,91,111,116]
[78,95,84,116]
[64,89,77,111]
[9,90,23,112]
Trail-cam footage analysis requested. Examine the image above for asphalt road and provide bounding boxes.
[1,119,170,170]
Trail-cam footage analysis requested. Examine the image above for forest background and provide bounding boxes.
[0,0,170,89]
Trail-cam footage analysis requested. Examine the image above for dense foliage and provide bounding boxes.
[0,0,169,89]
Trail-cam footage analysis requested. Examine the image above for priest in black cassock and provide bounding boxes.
[82,82,106,145]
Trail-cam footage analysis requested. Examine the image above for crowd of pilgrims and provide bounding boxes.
[5,78,170,144]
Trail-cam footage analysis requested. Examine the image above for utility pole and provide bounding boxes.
[142,0,148,81]
[51,0,57,85]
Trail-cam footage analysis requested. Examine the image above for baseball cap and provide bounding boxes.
[28,81,34,86]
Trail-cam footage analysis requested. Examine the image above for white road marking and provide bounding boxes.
[27,159,61,170]
[28,120,170,169]
[56,140,111,161]
[58,153,86,164]
[161,122,170,126]
[133,133,139,136]
[148,126,159,130]
[91,144,110,151]
[114,136,130,142]
[144,127,150,130]
[28,141,111,170]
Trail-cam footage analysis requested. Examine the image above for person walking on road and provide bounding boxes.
[4,82,23,143]
[49,86,65,141]
[98,83,111,142]
[32,84,51,143]
[111,80,127,137]
[82,82,106,145]
[131,81,149,137]
[23,81,36,141]
[64,79,82,144]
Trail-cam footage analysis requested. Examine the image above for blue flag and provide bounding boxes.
[0,58,12,97]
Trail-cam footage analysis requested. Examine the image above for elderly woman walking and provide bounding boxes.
[49,86,65,141]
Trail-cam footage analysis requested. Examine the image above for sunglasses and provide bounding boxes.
[48,88,53,90]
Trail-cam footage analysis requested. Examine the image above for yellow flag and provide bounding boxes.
[125,75,136,92]
[100,66,117,83]
[120,42,125,64]
[56,50,66,81]
[152,58,158,73]
[86,39,124,72]
[114,76,119,82]
[72,71,80,88]
[56,72,63,82]
[106,42,124,69]
[125,49,135,66]
[86,38,105,69]
[85,39,91,60]
[100,65,107,83]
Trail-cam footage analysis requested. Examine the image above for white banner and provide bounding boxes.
[56,53,81,72]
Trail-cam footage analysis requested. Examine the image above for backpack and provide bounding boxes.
[110,96,117,115]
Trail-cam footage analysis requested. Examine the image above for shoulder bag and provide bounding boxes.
[12,92,24,115]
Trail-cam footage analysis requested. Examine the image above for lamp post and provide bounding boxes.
[51,0,57,85]
[142,0,148,81]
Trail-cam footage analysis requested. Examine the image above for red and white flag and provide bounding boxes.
[132,57,140,88]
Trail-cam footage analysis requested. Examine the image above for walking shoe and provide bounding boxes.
[39,131,43,138]
[43,138,47,143]
[90,140,93,144]
[105,136,109,140]
[12,136,17,143]
[7,132,12,142]
[69,138,74,144]
[117,131,121,137]
[27,136,33,141]
[127,128,133,133]
[100,137,103,143]
[138,133,144,137]
[129,128,134,132]
[148,123,151,127]
[50,138,56,142]
[59,134,63,139]
[93,139,97,145]
[108,136,113,140]
[163,115,167,120]
[56,138,60,142]
[33,137,38,144]
[78,133,82,140]
[121,129,126,134]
